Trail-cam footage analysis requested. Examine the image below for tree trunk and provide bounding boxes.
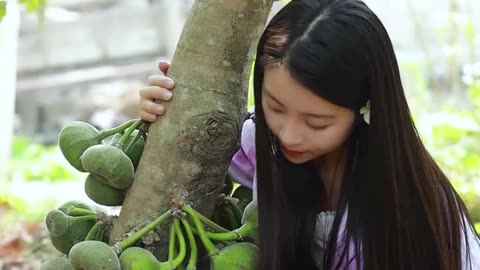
[111,0,273,260]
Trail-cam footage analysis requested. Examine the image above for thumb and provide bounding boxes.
[158,61,171,75]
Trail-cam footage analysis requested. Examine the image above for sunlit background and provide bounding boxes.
[0,0,479,268]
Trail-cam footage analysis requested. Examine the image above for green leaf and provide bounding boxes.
[18,0,39,11]
[0,1,6,23]
[465,18,475,42]
[0,193,26,213]
[469,80,480,110]
[11,136,33,160]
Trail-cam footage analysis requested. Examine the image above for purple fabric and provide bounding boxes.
[226,109,480,269]
[227,116,256,189]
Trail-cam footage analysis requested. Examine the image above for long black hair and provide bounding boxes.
[253,0,479,269]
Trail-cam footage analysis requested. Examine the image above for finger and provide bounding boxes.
[139,86,172,101]
[141,100,165,115]
[145,75,175,89]
[158,61,171,75]
[140,111,159,123]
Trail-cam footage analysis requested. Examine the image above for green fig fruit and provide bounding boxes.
[240,200,258,243]
[80,144,134,189]
[119,247,159,270]
[69,240,121,270]
[45,210,71,237]
[85,173,126,206]
[111,131,145,170]
[210,242,258,270]
[48,202,98,255]
[49,217,97,255]
[59,121,102,172]
[241,200,257,226]
[40,257,73,270]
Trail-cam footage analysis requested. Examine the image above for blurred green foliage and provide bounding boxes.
[423,80,480,224]
[0,192,57,226]
[0,1,6,22]
[9,136,82,182]
[0,0,46,23]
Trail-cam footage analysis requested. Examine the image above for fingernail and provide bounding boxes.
[165,91,172,99]
[166,78,174,87]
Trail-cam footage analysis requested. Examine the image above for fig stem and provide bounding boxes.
[98,119,136,139]
[85,222,101,240]
[116,210,172,253]
[225,204,240,229]
[223,197,243,222]
[186,206,229,233]
[124,128,144,155]
[65,207,97,217]
[46,210,96,237]
[119,120,143,148]
[181,205,219,257]
[70,214,98,223]
[181,218,198,270]
[172,219,187,269]
[190,221,254,242]
[168,222,176,262]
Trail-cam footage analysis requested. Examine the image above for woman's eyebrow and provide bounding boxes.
[264,88,284,105]
[264,87,335,119]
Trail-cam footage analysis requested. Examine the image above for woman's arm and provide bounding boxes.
[463,222,480,270]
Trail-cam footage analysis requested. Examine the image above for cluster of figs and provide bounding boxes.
[41,119,258,270]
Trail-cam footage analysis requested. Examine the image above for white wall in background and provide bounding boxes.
[0,0,20,180]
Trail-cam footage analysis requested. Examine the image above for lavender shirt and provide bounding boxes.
[227,108,480,269]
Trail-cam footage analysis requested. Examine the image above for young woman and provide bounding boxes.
[139,0,480,269]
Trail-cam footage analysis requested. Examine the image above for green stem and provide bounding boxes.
[190,221,254,242]
[225,205,240,229]
[96,224,106,241]
[98,119,136,140]
[124,129,144,155]
[181,218,197,270]
[65,207,97,217]
[187,207,229,233]
[119,119,143,147]
[116,210,171,253]
[168,222,176,262]
[181,205,219,257]
[172,219,186,269]
[224,197,243,223]
[70,215,98,223]
[212,207,221,226]
[85,222,101,241]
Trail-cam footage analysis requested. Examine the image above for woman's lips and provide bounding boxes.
[283,148,306,157]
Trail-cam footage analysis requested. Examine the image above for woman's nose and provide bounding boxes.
[278,119,303,147]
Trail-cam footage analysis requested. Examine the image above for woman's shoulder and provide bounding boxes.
[226,106,257,189]
[240,106,256,158]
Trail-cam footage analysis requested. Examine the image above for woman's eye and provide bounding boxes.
[309,125,328,131]
[270,106,283,113]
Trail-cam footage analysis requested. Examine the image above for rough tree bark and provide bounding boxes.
[111,0,274,260]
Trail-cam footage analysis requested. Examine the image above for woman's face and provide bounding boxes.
[262,64,356,164]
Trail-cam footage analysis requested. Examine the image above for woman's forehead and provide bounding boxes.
[262,66,342,115]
